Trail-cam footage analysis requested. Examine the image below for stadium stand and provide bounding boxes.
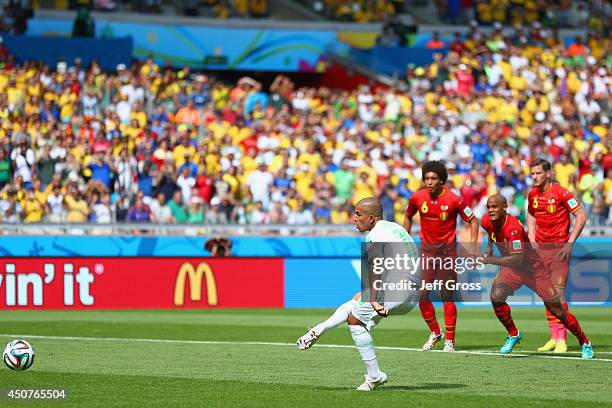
[0,21,610,233]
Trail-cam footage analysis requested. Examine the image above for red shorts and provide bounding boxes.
[538,246,570,289]
[420,246,457,284]
[494,266,559,301]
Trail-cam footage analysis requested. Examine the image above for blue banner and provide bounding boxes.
[285,258,360,308]
[0,236,361,258]
[3,34,132,71]
[25,18,335,72]
[350,46,446,77]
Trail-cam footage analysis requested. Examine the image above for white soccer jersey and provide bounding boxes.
[365,220,419,262]
[353,220,420,329]
[366,220,414,244]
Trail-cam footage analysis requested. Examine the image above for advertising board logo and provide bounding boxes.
[174,262,218,307]
[0,263,94,307]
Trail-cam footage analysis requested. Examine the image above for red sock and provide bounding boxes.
[556,302,569,342]
[443,302,457,341]
[419,301,441,335]
[493,302,518,337]
[560,312,589,346]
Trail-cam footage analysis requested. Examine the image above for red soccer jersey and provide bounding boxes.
[481,213,544,270]
[406,188,475,243]
[528,183,582,243]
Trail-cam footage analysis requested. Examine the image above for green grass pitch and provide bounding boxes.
[0,307,610,407]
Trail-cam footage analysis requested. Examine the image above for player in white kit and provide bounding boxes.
[296,197,420,391]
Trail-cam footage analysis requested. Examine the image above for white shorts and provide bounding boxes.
[351,294,419,331]
[351,301,381,331]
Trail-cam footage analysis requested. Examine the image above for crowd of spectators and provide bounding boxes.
[309,0,399,23]
[56,0,270,18]
[435,0,609,30]
[0,23,609,233]
[304,0,609,26]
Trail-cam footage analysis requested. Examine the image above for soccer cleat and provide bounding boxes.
[296,328,320,350]
[581,343,594,360]
[442,340,455,352]
[421,331,444,351]
[356,371,388,391]
[537,339,557,352]
[500,332,522,354]
[553,340,567,353]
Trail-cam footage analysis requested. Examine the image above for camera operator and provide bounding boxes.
[204,237,233,257]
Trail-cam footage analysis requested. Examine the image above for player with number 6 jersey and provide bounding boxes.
[404,161,479,352]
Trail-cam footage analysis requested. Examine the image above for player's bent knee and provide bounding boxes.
[490,283,512,303]
[544,302,566,320]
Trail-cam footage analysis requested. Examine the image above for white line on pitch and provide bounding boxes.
[0,334,609,363]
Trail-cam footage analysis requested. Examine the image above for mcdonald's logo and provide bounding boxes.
[174,262,218,306]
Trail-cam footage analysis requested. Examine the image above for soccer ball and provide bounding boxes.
[3,340,35,371]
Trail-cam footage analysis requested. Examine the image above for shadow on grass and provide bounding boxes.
[382,383,468,391]
[459,345,500,350]
[319,383,467,391]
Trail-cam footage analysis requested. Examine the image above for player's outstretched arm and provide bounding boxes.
[483,253,526,268]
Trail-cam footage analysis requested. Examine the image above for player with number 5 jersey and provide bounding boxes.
[527,158,587,353]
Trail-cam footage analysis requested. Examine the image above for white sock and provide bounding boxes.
[349,325,381,380]
[312,299,355,336]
